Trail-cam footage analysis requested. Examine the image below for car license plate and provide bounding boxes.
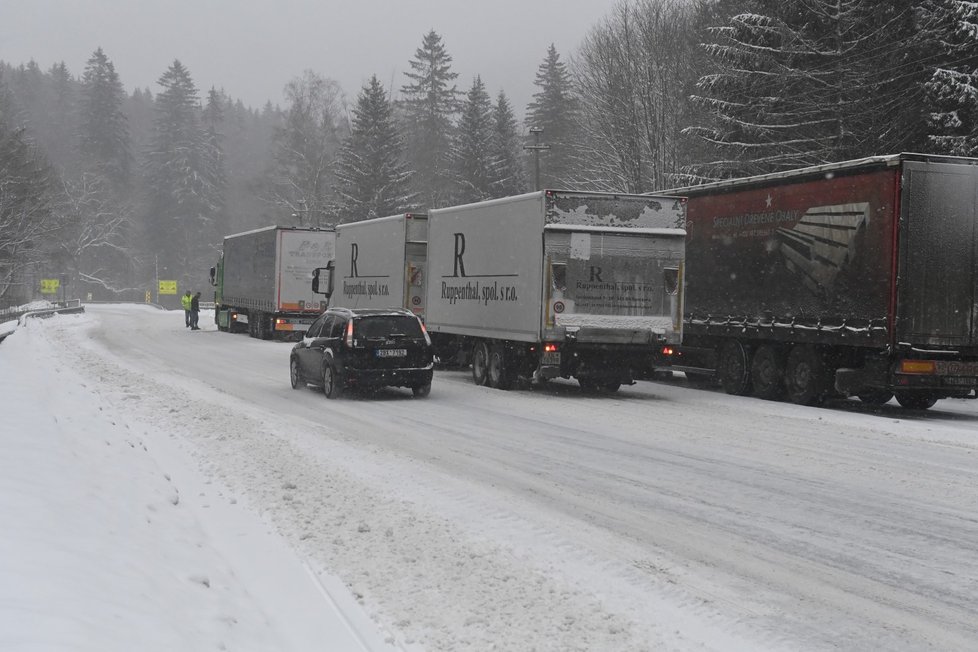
[376,348,407,358]
[541,351,560,366]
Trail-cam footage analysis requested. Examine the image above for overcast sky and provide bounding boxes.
[1,0,623,119]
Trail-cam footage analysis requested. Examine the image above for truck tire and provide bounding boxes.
[412,382,432,398]
[785,345,827,406]
[472,341,490,386]
[718,340,752,396]
[750,345,786,400]
[487,344,515,390]
[894,392,937,410]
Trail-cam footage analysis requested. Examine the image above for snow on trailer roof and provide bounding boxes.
[222,224,334,239]
[544,224,686,236]
[662,152,978,196]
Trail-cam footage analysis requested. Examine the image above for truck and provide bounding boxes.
[319,213,428,316]
[664,153,978,409]
[423,190,686,391]
[209,226,335,339]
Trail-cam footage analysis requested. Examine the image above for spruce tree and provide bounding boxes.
[525,44,579,189]
[143,60,212,282]
[201,87,228,238]
[400,30,461,208]
[689,1,922,178]
[921,0,978,155]
[334,75,413,223]
[489,91,527,198]
[452,76,495,203]
[78,48,131,187]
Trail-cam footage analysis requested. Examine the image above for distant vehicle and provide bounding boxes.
[209,226,335,339]
[289,307,434,398]
[663,153,978,409]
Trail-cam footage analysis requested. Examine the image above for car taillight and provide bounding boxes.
[345,319,354,347]
[419,319,432,346]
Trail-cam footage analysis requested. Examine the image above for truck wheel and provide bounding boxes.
[472,341,490,386]
[322,363,343,399]
[718,340,752,396]
[857,390,893,405]
[488,344,515,390]
[412,382,432,398]
[750,345,786,400]
[894,392,937,410]
[785,345,826,406]
[290,357,302,389]
[603,382,621,392]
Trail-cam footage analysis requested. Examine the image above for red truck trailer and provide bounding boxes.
[666,153,978,409]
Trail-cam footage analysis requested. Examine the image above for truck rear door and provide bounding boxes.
[898,160,978,347]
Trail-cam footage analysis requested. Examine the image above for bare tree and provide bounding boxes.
[268,70,347,227]
[572,0,703,192]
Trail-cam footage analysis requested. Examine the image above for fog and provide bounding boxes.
[0,0,622,115]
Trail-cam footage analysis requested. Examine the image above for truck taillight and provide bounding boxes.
[900,360,936,374]
[661,346,675,356]
[345,319,354,347]
[543,343,558,353]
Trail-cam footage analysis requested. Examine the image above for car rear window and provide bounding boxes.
[354,315,423,338]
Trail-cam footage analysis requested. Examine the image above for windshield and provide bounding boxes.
[355,315,423,338]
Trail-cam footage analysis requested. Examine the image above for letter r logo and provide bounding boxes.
[452,233,466,277]
[350,243,359,278]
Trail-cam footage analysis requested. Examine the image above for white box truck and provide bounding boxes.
[325,213,428,316]
[424,190,686,390]
[209,226,335,339]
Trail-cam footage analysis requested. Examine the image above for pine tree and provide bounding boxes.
[78,48,131,186]
[143,60,213,282]
[400,30,461,208]
[921,0,978,155]
[489,91,527,198]
[201,87,228,238]
[452,76,495,203]
[525,44,579,189]
[46,62,79,175]
[334,75,413,223]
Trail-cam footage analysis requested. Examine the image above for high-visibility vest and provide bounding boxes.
[181,294,192,310]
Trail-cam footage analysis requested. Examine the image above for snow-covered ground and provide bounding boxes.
[3,304,978,651]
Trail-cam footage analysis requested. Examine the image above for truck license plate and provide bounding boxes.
[541,351,560,366]
[376,349,407,358]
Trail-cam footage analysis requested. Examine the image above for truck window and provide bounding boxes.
[551,262,567,292]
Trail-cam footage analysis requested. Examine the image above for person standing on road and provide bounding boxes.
[190,291,201,330]
[181,290,193,328]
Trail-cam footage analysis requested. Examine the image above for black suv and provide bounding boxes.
[290,307,434,398]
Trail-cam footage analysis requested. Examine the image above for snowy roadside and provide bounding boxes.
[0,315,401,652]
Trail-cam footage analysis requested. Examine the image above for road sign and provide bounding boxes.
[41,279,60,294]
[158,280,178,295]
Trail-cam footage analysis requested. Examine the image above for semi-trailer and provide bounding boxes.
[665,153,978,409]
[209,226,335,339]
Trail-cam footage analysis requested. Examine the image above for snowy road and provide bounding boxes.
[43,305,978,650]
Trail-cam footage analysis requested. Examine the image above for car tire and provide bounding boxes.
[290,357,302,389]
[412,382,431,398]
[322,362,342,399]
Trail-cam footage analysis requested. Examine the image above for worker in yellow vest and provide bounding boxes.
[181,290,193,328]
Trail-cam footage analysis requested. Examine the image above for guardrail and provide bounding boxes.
[0,300,86,344]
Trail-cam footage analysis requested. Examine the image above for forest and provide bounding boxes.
[1,0,976,308]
